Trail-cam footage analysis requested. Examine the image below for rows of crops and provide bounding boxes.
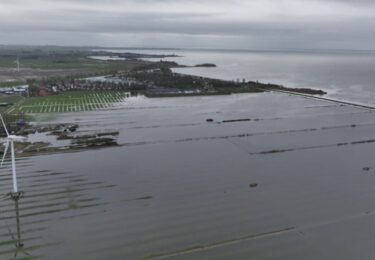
[9,91,129,114]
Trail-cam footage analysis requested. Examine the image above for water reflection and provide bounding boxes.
[3,93,374,259]
[6,193,33,259]
[0,151,117,259]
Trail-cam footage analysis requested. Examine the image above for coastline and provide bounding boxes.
[114,56,328,98]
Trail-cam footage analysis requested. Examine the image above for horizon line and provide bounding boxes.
[2,44,375,54]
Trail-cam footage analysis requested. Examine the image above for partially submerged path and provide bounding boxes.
[264,88,375,111]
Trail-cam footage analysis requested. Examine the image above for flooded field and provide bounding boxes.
[1,92,375,259]
[10,91,129,114]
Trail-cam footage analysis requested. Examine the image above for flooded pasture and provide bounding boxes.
[1,93,375,259]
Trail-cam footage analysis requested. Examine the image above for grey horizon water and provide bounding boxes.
[99,48,375,106]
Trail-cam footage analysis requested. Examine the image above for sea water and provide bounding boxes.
[102,48,375,105]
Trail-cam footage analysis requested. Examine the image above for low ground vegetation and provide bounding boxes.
[8,91,128,114]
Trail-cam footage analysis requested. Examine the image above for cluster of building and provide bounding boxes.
[29,75,145,97]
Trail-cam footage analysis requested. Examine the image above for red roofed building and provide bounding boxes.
[39,86,47,97]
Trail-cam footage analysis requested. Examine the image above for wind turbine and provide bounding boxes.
[0,114,26,198]
[14,56,20,72]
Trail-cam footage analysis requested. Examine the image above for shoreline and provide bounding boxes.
[121,58,327,98]
[85,50,327,97]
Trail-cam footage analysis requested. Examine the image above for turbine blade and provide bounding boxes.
[1,140,9,167]
[0,114,9,137]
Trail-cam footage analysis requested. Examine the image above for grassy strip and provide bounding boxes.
[0,54,142,72]
[0,81,25,88]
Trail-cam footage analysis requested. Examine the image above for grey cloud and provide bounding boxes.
[1,0,375,49]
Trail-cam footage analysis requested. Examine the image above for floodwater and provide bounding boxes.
[2,93,375,259]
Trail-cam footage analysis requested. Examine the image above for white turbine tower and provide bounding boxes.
[0,114,26,197]
[14,56,20,72]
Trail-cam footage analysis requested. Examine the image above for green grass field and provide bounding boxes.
[0,81,25,88]
[0,46,142,72]
[9,91,129,114]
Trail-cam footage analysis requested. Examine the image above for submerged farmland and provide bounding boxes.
[9,91,129,114]
[1,92,375,259]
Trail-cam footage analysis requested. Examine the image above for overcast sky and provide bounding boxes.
[1,0,375,50]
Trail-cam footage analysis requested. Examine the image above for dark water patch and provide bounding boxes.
[25,173,84,183]
[24,181,106,195]
[13,202,106,219]
[136,196,153,201]
[222,119,252,123]
[13,163,34,169]
[15,194,86,209]
[0,218,48,230]
[119,106,178,110]
[26,178,87,189]
[321,124,357,130]
[142,227,295,259]
[31,170,51,174]
[121,196,154,203]
[103,184,116,188]
[97,131,119,137]
[0,197,101,217]
[0,236,41,247]
[304,104,343,109]
[263,110,374,121]
[352,139,375,145]
[0,158,115,258]
[253,145,337,155]
[0,164,35,175]
[81,213,283,260]
[112,200,277,240]
[28,170,70,176]
[0,202,72,216]
[76,121,137,128]
[258,149,295,154]
[0,171,76,183]
[23,187,88,200]
[25,183,113,198]
[121,122,375,148]
[60,210,109,220]
[251,138,375,155]
[0,227,48,238]
[128,123,203,130]
[0,242,57,259]
[214,110,374,126]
